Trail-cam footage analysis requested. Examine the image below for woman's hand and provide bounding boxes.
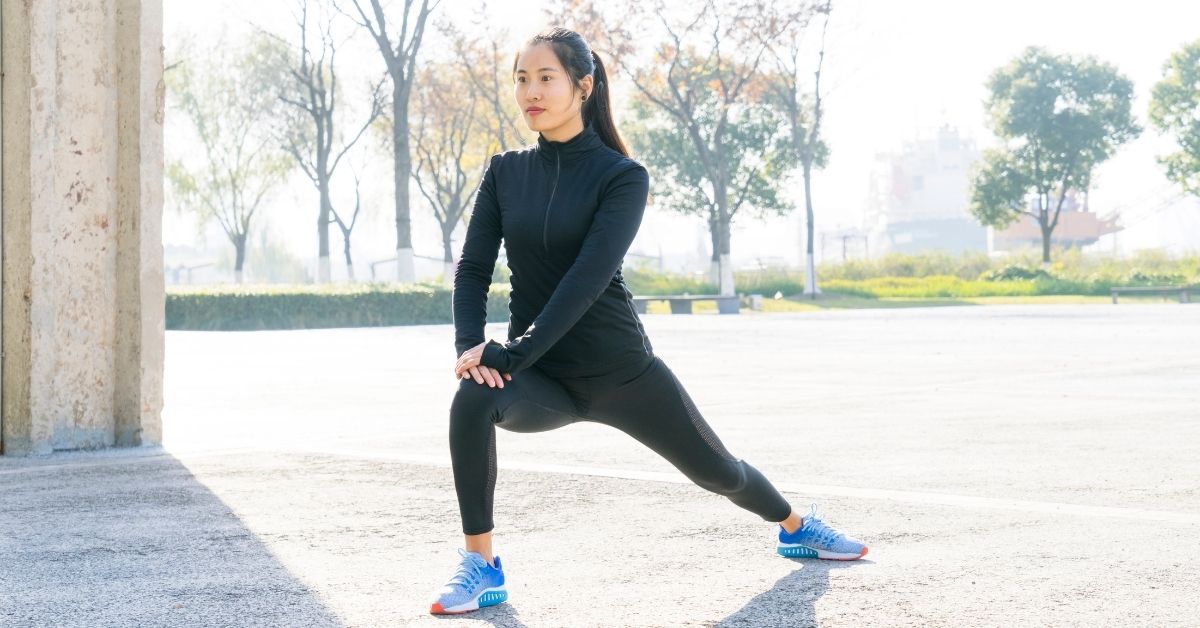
[455,340,513,388]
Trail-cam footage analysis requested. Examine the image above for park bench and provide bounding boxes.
[1110,285,1195,304]
[631,294,741,314]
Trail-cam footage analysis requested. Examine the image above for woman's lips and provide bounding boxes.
[527,108,544,115]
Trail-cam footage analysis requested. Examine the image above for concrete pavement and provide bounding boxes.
[2,304,1197,626]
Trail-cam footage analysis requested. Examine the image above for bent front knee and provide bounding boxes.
[450,378,507,429]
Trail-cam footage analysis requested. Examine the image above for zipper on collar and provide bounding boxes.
[541,148,561,258]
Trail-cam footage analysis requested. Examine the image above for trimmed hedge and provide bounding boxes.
[166,283,511,331]
[169,249,1200,330]
[820,276,1116,298]
[622,250,1200,299]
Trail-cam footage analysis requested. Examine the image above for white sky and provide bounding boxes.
[163,0,1200,279]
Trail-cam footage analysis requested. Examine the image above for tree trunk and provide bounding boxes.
[708,219,720,288]
[442,231,455,288]
[1041,224,1052,266]
[393,86,415,283]
[318,178,332,283]
[234,234,247,285]
[713,167,735,296]
[718,219,734,296]
[343,233,355,282]
[1038,198,1052,266]
[801,159,820,298]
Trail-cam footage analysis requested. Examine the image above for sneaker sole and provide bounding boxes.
[430,586,508,614]
[778,542,869,560]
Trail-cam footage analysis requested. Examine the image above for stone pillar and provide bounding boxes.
[1,0,165,455]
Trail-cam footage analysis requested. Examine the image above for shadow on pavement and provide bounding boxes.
[432,602,531,627]
[0,450,343,627]
[712,559,867,627]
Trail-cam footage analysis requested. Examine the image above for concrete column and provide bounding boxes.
[1,0,165,455]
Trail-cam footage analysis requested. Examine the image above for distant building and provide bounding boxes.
[988,188,1122,253]
[864,124,988,255]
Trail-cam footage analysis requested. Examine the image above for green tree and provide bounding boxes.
[970,46,1141,264]
[1149,39,1200,199]
[627,80,795,283]
[165,34,294,284]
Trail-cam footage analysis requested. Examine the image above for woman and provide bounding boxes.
[431,27,867,616]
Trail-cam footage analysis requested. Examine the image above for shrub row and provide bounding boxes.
[169,250,1200,330]
[819,276,1113,298]
[621,249,1200,299]
[166,283,510,331]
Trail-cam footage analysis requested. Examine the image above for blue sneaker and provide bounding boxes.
[777,503,869,560]
[429,548,509,614]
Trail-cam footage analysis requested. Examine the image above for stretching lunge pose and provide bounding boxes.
[430,26,868,616]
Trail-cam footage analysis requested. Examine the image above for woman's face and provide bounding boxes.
[513,43,592,137]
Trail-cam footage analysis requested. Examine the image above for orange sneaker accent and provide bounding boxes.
[431,602,471,615]
[861,547,869,557]
[430,602,472,615]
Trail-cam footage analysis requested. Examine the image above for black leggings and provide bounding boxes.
[449,353,794,535]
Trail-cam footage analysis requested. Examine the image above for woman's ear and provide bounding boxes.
[580,74,594,100]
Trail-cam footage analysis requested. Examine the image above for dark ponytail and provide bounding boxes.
[517,27,630,157]
[583,51,629,156]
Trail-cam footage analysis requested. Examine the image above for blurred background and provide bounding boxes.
[161,0,1200,313]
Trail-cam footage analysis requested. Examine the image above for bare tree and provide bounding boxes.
[618,0,805,295]
[331,168,366,280]
[410,52,493,286]
[274,0,386,283]
[543,0,640,78]
[761,0,832,297]
[443,5,529,152]
[165,34,293,284]
[339,0,439,284]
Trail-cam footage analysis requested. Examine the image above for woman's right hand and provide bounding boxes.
[460,364,512,388]
[455,340,513,388]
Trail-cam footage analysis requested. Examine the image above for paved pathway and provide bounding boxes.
[2,304,1196,626]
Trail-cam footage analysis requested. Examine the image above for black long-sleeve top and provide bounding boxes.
[452,121,655,378]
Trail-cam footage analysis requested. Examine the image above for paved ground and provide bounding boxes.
[1,304,1197,626]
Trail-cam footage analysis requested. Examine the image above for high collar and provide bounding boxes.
[536,122,605,164]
